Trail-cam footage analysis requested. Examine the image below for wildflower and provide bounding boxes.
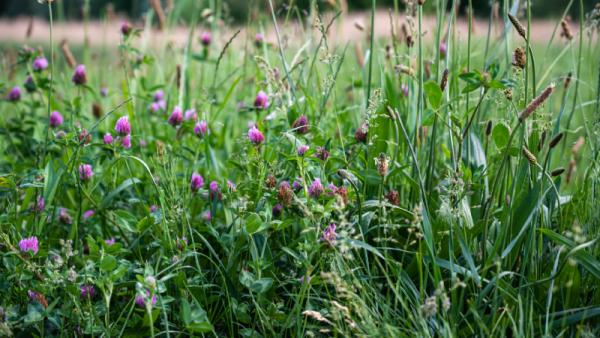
[322,223,337,245]
[202,210,212,222]
[72,64,87,85]
[299,274,312,284]
[7,86,21,102]
[518,84,555,122]
[28,290,48,308]
[184,109,197,121]
[292,115,309,134]
[150,101,162,113]
[209,181,222,200]
[308,178,324,198]
[19,236,39,255]
[135,290,157,308]
[315,146,330,161]
[121,21,132,36]
[100,86,108,97]
[176,237,188,250]
[421,295,438,318]
[335,186,349,205]
[103,133,113,144]
[145,276,157,289]
[227,180,237,192]
[254,91,269,110]
[150,205,158,213]
[255,33,265,47]
[25,75,36,92]
[190,172,204,192]
[272,204,283,218]
[105,238,116,246]
[121,134,132,149]
[248,126,264,145]
[292,179,303,191]
[386,190,400,206]
[80,285,95,299]
[439,41,447,58]
[168,106,184,127]
[297,145,309,156]
[55,130,66,139]
[200,31,212,46]
[83,209,94,220]
[194,120,208,138]
[375,153,389,177]
[33,57,49,71]
[401,84,409,97]
[327,183,338,195]
[265,174,277,189]
[79,164,94,181]
[115,116,131,135]
[49,111,64,128]
[278,181,294,206]
[355,122,368,143]
[59,208,73,224]
[153,90,165,102]
[34,196,45,212]
[78,129,92,144]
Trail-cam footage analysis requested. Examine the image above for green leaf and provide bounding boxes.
[424,81,443,109]
[100,178,141,208]
[100,255,117,272]
[492,122,510,148]
[245,213,264,234]
[345,239,384,259]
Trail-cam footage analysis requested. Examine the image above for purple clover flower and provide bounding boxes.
[7,86,21,102]
[190,172,204,192]
[80,285,96,299]
[33,57,49,71]
[254,91,269,110]
[49,111,64,128]
[168,106,183,127]
[308,178,324,198]
[79,164,93,181]
[322,223,337,245]
[19,236,39,255]
[135,289,157,308]
[248,126,264,145]
[72,64,87,85]
[194,120,208,138]
[103,133,114,145]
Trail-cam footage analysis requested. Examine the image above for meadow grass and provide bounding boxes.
[0,0,599,336]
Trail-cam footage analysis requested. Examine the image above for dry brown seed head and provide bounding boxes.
[508,13,527,39]
[522,146,538,165]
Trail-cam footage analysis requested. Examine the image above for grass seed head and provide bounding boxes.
[508,13,527,39]
[518,83,555,122]
[522,146,538,165]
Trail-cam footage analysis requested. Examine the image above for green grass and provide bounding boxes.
[0,0,599,337]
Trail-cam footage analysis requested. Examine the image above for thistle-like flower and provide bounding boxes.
[72,64,87,85]
[7,86,21,102]
[200,32,212,46]
[115,116,131,136]
[194,120,208,138]
[292,115,309,134]
[33,57,49,71]
[322,223,337,245]
[168,106,184,127]
[19,236,39,255]
[49,111,64,128]
[248,126,265,145]
[309,178,324,198]
[190,172,204,192]
[79,164,94,181]
[254,91,269,110]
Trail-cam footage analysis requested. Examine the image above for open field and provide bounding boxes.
[0,1,599,337]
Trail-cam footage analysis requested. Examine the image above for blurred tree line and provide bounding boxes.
[0,0,596,22]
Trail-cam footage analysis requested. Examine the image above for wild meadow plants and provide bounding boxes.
[0,0,599,336]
